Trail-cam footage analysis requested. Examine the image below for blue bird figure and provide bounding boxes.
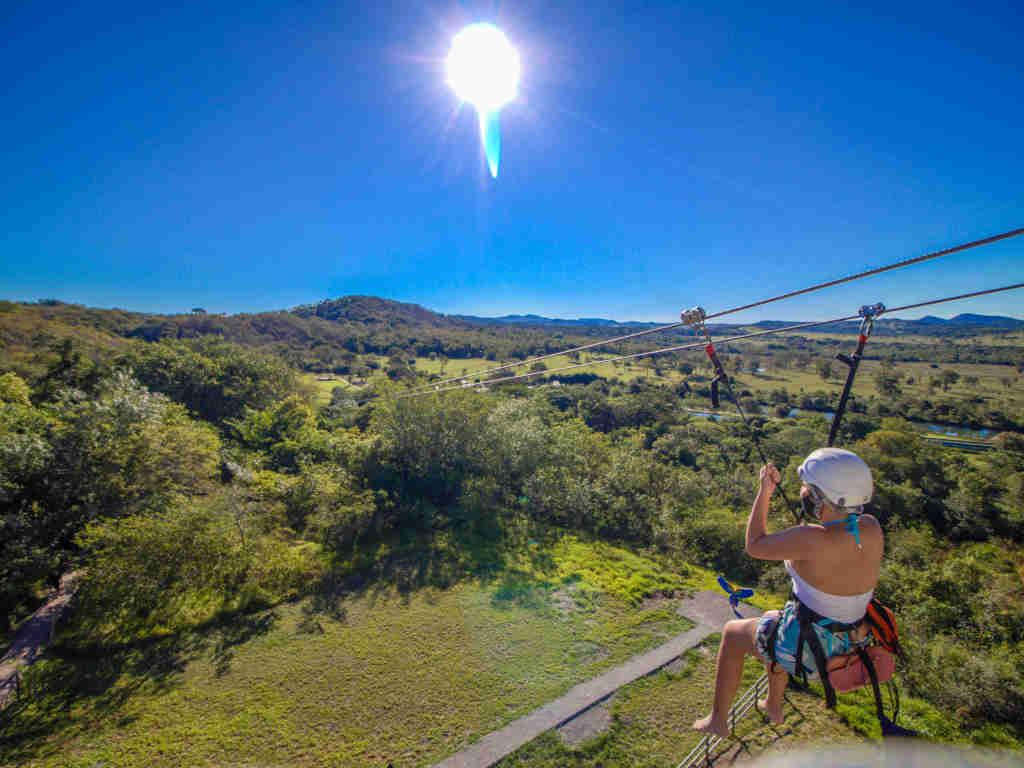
[717,576,754,618]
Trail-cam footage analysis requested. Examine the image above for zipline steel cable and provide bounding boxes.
[702,226,1024,321]
[356,281,1024,407]
[395,227,1024,397]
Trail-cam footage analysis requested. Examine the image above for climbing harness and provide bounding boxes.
[827,303,885,447]
[681,306,802,524]
[717,576,754,618]
[765,593,915,737]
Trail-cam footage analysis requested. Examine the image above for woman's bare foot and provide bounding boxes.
[693,714,730,738]
[757,698,784,724]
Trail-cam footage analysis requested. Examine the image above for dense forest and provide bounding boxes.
[2,297,1024,754]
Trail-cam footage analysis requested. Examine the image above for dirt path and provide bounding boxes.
[0,572,79,710]
[432,590,760,768]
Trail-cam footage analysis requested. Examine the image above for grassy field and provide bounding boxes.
[2,536,707,768]
[5,531,1016,768]
[300,373,361,406]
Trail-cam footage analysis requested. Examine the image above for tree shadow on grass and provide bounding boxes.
[0,607,278,765]
[304,517,557,619]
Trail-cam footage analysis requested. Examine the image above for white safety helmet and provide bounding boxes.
[797,448,873,509]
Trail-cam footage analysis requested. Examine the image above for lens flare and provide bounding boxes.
[446,23,519,178]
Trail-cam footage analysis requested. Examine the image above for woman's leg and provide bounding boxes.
[693,617,760,738]
[758,662,789,724]
[755,610,788,724]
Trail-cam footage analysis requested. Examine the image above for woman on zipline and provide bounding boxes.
[694,448,883,737]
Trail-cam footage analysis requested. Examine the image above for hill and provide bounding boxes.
[3,297,1023,383]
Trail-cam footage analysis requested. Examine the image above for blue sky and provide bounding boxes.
[2,0,1022,322]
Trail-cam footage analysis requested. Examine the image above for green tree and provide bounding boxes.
[368,392,489,523]
[122,339,297,424]
[874,368,901,397]
[32,339,108,403]
[231,395,333,471]
[0,372,31,406]
[0,373,220,633]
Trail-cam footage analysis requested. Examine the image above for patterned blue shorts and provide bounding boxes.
[754,600,863,680]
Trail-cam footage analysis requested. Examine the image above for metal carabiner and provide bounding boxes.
[857,302,885,340]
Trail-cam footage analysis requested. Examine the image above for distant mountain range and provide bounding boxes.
[458,311,1024,332]
[913,313,1024,329]
[454,313,655,328]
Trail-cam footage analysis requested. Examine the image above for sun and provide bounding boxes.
[445,23,520,113]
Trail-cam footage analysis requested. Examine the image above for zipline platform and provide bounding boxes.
[432,591,761,768]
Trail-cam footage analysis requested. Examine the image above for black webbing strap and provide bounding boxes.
[856,646,916,737]
[797,603,839,709]
[856,646,887,721]
[828,303,884,447]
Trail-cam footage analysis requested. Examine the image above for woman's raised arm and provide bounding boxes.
[745,463,823,561]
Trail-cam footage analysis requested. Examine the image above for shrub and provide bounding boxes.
[672,506,760,584]
[231,395,335,471]
[0,372,31,406]
[75,504,248,635]
[368,392,489,514]
[122,339,297,425]
[75,503,322,638]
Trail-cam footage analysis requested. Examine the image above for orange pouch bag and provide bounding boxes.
[827,647,895,694]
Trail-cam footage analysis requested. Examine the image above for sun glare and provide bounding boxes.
[446,23,520,113]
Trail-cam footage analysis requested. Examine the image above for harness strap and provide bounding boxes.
[797,602,838,709]
[766,615,780,675]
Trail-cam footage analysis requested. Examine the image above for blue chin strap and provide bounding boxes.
[717,576,755,618]
[824,512,863,550]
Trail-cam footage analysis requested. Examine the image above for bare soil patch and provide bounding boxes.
[557,694,617,747]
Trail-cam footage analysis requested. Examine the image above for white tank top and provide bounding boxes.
[785,560,873,624]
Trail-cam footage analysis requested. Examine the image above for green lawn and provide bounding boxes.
[4,532,1015,768]
[2,536,699,768]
